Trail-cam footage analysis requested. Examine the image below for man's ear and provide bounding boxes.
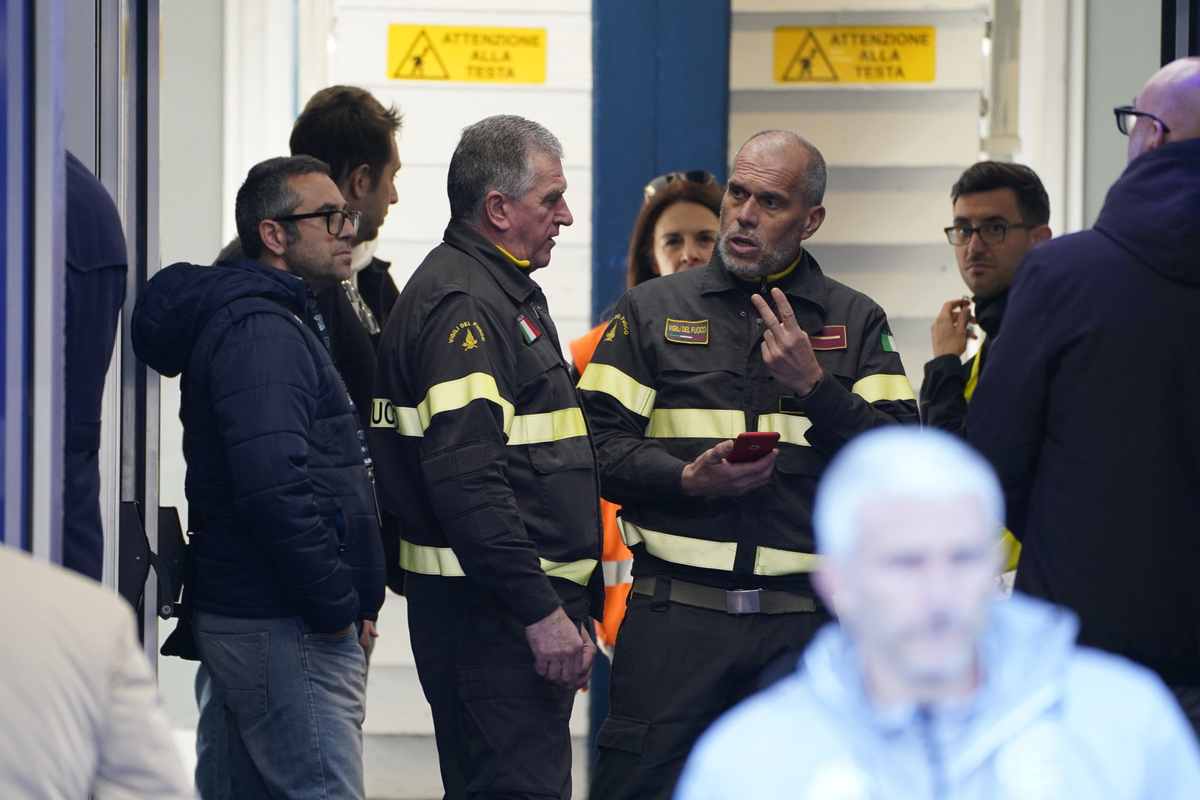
[482,190,511,232]
[346,163,373,201]
[1031,224,1053,245]
[258,219,290,257]
[801,205,826,241]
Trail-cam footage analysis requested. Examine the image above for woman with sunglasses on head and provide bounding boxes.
[569,170,723,767]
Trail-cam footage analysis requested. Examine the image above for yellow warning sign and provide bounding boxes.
[388,24,547,84]
[774,26,936,84]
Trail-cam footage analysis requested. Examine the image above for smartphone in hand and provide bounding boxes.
[726,431,780,463]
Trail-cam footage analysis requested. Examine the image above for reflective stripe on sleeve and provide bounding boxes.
[421,372,515,431]
[602,558,634,587]
[400,539,467,577]
[619,520,818,576]
[756,413,812,447]
[398,539,597,585]
[539,557,600,586]
[578,363,657,417]
[507,407,588,446]
[370,398,423,436]
[646,409,745,439]
[851,373,916,403]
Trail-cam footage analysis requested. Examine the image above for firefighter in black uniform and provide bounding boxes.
[580,131,918,799]
[919,162,1052,573]
[369,115,602,800]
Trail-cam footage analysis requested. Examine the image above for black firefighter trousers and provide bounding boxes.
[406,573,580,800]
[590,582,829,800]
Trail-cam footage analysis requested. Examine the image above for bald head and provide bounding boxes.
[734,130,827,206]
[1129,57,1200,162]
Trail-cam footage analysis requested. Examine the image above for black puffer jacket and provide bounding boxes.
[133,259,385,632]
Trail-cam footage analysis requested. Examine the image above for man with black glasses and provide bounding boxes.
[134,155,386,798]
[920,162,1051,436]
[969,57,1200,733]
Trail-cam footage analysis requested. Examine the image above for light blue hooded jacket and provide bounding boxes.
[676,594,1200,800]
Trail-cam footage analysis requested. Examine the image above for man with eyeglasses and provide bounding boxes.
[133,155,386,797]
[969,57,1200,734]
[921,162,1051,438]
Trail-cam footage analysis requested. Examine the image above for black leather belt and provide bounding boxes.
[631,576,817,615]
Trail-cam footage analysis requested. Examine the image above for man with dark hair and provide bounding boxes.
[970,57,1200,733]
[133,155,386,798]
[370,114,602,798]
[217,86,404,424]
[920,161,1051,435]
[580,130,917,799]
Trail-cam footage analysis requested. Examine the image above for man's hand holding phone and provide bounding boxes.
[681,433,779,497]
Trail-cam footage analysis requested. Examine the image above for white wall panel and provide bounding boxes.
[730,89,979,167]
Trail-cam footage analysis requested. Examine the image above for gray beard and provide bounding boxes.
[718,236,803,280]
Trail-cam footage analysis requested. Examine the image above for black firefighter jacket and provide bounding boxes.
[579,250,919,592]
[133,259,386,633]
[369,222,603,625]
[968,139,1200,684]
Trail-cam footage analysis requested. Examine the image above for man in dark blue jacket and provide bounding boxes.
[63,152,127,582]
[969,57,1200,732]
[133,155,386,797]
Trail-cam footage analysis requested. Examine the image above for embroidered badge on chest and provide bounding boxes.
[664,318,709,345]
[810,324,848,351]
[517,313,543,345]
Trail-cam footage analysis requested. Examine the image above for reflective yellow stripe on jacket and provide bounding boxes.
[371,373,586,445]
[398,539,598,585]
[618,519,820,576]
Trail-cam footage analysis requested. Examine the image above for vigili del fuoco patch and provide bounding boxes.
[664,318,709,345]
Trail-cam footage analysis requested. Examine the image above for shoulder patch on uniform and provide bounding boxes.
[811,324,848,351]
[664,318,709,345]
[603,314,630,343]
[448,320,487,351]
[881,332,897,353]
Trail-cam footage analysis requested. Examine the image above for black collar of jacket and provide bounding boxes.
[973,288,1008,339]
[443,219,539,305]
[697,248,829,335]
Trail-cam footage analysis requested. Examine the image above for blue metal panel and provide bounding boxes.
[591,0,731,324]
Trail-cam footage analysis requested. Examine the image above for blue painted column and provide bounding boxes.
[591,0,731,324]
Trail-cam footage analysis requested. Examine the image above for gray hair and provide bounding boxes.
[447,115,563,222]
[738,130,827,207]
[813,428,1005,561]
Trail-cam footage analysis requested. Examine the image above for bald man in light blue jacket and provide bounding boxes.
[676,429,1200,800]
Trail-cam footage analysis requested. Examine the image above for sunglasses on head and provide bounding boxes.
[643,170,718,201]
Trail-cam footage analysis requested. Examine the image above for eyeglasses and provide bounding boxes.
[274,208,361,237]
[944,221,1034,246]
[643,170,717,201]
[1113,105,1171,136]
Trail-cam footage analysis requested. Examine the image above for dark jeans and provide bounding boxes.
[590,587,828,800]
[406,573,578,800]
[194,612,367,799]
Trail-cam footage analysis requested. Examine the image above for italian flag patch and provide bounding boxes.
[517,313,542,345]
[881,332,897,353]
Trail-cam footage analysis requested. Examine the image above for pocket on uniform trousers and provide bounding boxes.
[596,714,650,756]
[195,630,269,718]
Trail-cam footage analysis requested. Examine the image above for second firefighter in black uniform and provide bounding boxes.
[580,131,919,799]
[369,116,601,799]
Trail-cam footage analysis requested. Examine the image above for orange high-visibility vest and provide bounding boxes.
[571,323,633,647]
